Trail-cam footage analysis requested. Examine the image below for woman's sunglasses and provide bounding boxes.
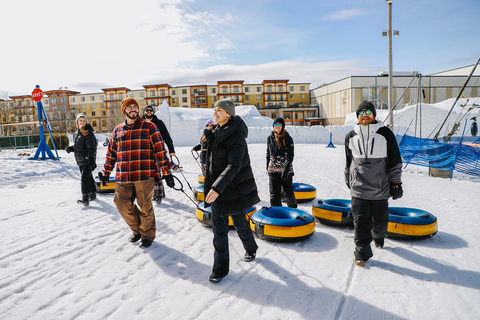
[358,109,372,116]
[273,123,283,127]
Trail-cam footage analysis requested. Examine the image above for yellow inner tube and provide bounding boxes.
[387,221,438,237]
[311,207,343,222]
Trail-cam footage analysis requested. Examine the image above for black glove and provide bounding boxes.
[163,174,175,188]
[66,146,74,153]
[98,172,109,186]
[390,182,403,200]
[89,157,97,171]
[281,167,290,181]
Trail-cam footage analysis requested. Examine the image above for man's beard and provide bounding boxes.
[145,114,153,119]
[126,111,138,120]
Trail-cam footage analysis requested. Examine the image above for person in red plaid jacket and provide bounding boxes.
[101,97,175,249]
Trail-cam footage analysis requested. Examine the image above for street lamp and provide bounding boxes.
[383,0,399,127]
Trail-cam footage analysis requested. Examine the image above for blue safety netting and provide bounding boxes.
[398,135,480,177]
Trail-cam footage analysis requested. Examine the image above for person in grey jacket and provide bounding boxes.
[344,101,403,266]
[204,98,259,283]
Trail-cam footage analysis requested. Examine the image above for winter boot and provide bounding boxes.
[77,194,89,206]
[89,192,97,201]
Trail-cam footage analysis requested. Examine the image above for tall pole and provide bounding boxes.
[387,0,394,128]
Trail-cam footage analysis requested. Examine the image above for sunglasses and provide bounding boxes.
[144,109,153,112]
[273,123,283,127]
[358,109,372,116]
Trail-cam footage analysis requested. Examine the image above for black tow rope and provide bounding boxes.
[191,149,203,171]
[170,175,198,207]
[171,155,193,192]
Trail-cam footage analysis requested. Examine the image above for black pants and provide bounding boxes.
[79,165,96,195]
[351,197,389,261]
[211,201,258,274]
[269,173,297,208]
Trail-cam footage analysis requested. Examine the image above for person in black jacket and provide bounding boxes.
[204,98,259,283]
[66,113,98,206]
[266,117,297,208]
[192,119,215,175]
[142,105,176,203]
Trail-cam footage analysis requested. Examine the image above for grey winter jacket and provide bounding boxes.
[344,120,402,200]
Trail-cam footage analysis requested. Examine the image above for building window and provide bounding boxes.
[300,94,305,99]
[100,95,105,100]
[71,97,76,103]
[289,86,294,91]
[172,98,177,103]
[81,97,85,102]
[257,103,262,108]
[119,94,124,99]
[171,90,176,95]
[300,86,305,91]
[102,120,106,127]
[82,104,86,109]
[102,111,106,116]
[222,86,228,93]
[267,86,273,92]
[278,85,284,91]
[211,88,216,93]
[245,87,250,92]
[257,95,262,100]
[92,120,97,127]
[245,95,250,101]
[257,87,262,92]
[182,97,188,102]
[182,89,187,94]
[91,104,96,109]
[289,94,294,99]
[140,92,145,97]
[211,96,216,102]
[233,86,239,93]
[150,91,155,97]
[90,96,95,101]
[92,111,96,116]
[109,94,114,100]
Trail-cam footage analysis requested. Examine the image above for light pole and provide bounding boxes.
[383,0,399,128]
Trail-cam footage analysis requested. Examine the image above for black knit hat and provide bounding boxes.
[273,117,285,127]
[356,101,376,118]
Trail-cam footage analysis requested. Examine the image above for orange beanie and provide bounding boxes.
[121,97,139,114]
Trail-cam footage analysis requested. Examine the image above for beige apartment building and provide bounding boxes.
[1,79,312,135]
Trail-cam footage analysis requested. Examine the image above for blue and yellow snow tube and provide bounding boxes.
[283,183,317,203]
[387,207,438,239]
[249,207,315,242]
[95,177,116,193]
[193,185,204,202]
[312,199,353,227]
[195,201,257,228]
[198,174,204,185]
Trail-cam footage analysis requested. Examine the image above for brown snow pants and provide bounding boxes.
[114,177,156,241]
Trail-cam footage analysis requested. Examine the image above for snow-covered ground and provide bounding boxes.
[1,99,479,320]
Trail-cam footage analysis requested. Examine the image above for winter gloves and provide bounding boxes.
[89,157,97,171]
[281,167,290,180]
[390,182,403,200]
[65,146,74,153]
[98,172,109,186]
[163,174,175,188]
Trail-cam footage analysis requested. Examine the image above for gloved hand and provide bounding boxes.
[98,172,109,186]
[390,182,403,200]
[65,146,74,153]
[89,157,97,171]
[163,174,175,188]
[281,167,290,180]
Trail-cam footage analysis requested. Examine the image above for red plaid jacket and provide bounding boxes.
[103,117,171,183]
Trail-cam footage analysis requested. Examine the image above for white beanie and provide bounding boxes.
[76,113,88,127]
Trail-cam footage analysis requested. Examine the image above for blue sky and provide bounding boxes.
[1,0,479,96]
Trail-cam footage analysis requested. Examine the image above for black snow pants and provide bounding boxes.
[269,173,297,208]
[351,197,389,261]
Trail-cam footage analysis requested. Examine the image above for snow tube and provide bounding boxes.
[195,201,257,228]
[198,174,204,185]
[312,199,353,227]
[282,182,317,203]
[249,207,315,242]
[193,185,204,202]
[95,177,116,193]
[387,207,438,239]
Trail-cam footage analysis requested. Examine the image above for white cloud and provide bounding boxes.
[323,9,365,21]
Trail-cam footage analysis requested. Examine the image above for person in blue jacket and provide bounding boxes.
[344,101,403,266]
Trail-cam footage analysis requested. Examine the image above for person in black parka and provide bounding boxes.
[66,113,98,206]
[142,105,176,203]
[204,98,259,284]
[266,117,297,208]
